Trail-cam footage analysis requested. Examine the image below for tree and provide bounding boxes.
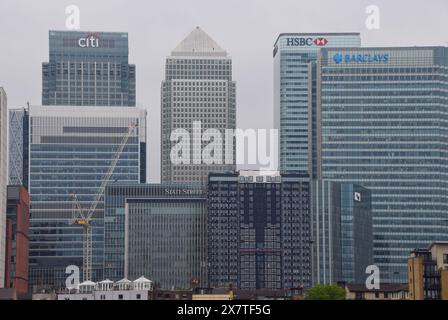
[305,284,346,300]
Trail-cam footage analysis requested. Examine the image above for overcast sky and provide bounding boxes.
[1,0,447,182]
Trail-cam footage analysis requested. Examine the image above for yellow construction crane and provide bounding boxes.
[70,122,137,282]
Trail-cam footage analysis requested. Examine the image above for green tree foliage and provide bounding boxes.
[305,284,346,300]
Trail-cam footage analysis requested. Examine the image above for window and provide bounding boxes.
[443,254,448,264]
[375,292,379,299]
[118,294,123,300]
[136,294,141,300]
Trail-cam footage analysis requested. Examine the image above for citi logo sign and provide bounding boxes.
[78,33,100,48]
[286,37,328,47]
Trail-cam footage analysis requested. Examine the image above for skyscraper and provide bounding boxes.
[311,180,373,284]
[161,27,236,183]
[0,88,7,288]
[8,108,29,189]
[273,33,360,177]
[28,106,146,289]
[42,30,136,106]
[207,171,312,290]
[317,46,448,282]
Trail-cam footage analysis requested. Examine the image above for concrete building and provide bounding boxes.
[104,183,207,288]
[161,27,236,183]
[207,171,312,290]
[317,46,448,282]
[42,30,135,106]
[345,283,408,300]
[58,276,153,300]
[311,180,373,285]
[4,185,30,297]
[273,33,360,177]
[8,108,29,189]
[28,106,146,289]
[408,242,448,300]
[0,88,7,288]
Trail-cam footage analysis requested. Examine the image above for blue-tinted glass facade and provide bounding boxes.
[8,108,29,189]
[104,183,207,283]
[28,106,146,289]
[273,33,361,176]
[311,180,372,285]
[42,30,135,106]
[318,47,448,282]
[208,171,312,290]
[124,185,207,289]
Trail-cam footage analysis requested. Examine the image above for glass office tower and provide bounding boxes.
[104,183,207,285]
[28,106,146,289]
[124,185,207,289]
[273,33,360,177]
[311,180,372,284]
[8,108,29,189]
[161,27,236,183]
[208,171,312,290]
[318,46,448,282]
[42,30,135,106]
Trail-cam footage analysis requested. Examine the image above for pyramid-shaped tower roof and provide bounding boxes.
[172,27,227,57]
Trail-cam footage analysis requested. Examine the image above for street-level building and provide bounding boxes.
[408,242,448,300]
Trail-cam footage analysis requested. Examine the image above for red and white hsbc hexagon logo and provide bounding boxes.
[313,38,328,46]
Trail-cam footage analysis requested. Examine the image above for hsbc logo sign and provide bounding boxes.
[286,37,328,47]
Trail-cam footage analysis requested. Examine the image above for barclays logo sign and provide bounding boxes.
[333,53,389,64]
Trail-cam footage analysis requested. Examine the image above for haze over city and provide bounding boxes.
[1,0,447,181]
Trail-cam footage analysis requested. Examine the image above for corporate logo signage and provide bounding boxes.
[333,52,389,64]
[286,37,328,47]
[78,33,100,48]
[354,192,361,202]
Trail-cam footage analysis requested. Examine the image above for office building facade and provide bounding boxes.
[8,108,29,189]
[311,180,373,284]
[42,30,136,106]
[104,183,207,287]
[5,185,30,297]
[317,46,448,282]
[28,106,146,289]
[0,88,7,287]
[208,171,311,290]
[273,33,360,177]
[161,27,236,183]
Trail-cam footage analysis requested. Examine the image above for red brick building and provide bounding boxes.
[5,185,30,298]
